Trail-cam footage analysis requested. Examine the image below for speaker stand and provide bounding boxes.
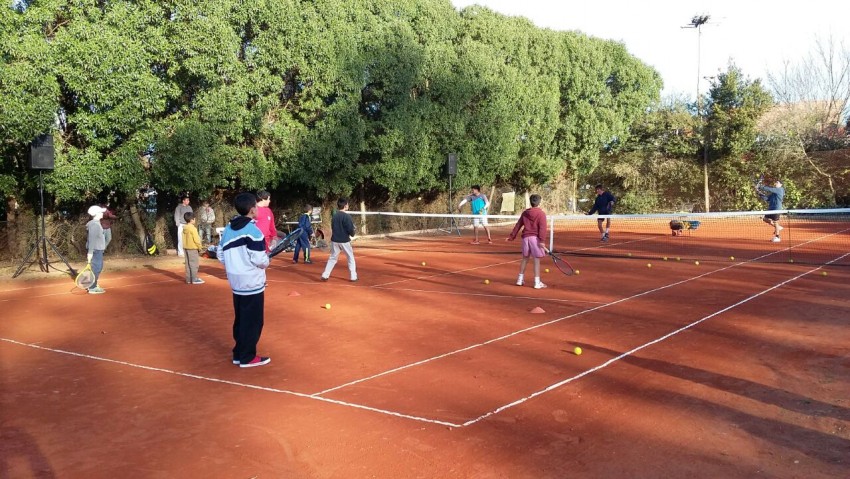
[438,174,461,236]
[13,171,76,278]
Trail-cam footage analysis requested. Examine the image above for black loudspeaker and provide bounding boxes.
[446,153,457,176]
[29,134,55,170]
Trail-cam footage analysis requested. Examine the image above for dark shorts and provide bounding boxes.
[764,213,780,222]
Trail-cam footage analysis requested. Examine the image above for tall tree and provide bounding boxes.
[704,63,774,210]
[764,35,850,204]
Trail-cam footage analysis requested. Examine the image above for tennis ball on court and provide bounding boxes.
[545,268,550,273]
[676,257,681,261]
[788,259,794,263]
[574,270,580,275]
[574,347,583,355]
[324,303,331,310]
[694,261,700,265]
[421,261,426,266]
[663,257,668,261]
[627,253,632,257]
[730,256,735,260]
[484,279,490,284]
[822,271,828,276]
[647,263,652,268]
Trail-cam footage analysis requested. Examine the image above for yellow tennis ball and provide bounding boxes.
[676,257,681,261]
[574,270,580,275]
[694,261,700,265]
[627,253,632,257]
[647,263,652,268]
[573,347,582,355]
[545,268,550,273]
[324,303,331,309]
[484,279,490,284]
[662,257,668,261]
[822,271,828,276]
[730,256,735,260]
[421,261,426,266]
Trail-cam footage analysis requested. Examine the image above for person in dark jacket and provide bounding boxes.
[293,204,314,264]
[757,179,786,243]
[587,185,616,242]
[320,198,358,282]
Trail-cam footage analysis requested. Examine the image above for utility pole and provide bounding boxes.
[683,14,712,212]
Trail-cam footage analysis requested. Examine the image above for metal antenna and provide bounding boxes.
[682,13,716,212]
[682,14,712,101]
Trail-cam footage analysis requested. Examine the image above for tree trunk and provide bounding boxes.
[703,158,710,213]
[359,200,367,235]
[128,203,147,252]
[6,196,18,259]
[800,139,837,205]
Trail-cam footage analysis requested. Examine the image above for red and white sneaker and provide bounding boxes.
[239,356,271,368]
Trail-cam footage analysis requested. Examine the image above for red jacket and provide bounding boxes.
[509,207,548,242]
[254,206,277,249]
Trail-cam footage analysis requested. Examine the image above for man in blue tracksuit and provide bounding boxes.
[587,185,616,242]
[293,204,314,264]
[218,192,271,368]
[757,179,786,243]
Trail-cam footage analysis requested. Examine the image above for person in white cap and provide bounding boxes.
[86,205,108,294]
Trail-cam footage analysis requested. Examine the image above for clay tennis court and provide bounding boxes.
[1,213,849,478]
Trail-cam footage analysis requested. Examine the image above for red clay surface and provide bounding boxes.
[1,225,849,478]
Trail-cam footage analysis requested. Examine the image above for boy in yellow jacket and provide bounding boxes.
[182,212,205,284]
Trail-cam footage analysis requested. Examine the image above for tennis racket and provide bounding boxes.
[269,227,302,258]
[75,263,96,290]
[754,173,767,202]
[545,248,575,276]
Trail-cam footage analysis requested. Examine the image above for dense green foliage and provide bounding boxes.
[1,0,845,226]
[1,0,661,210]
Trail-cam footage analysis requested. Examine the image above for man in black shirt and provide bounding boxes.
[587,185,616,242]
[320,198,358,282]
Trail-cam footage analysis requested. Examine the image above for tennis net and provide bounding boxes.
[346,208,850,266]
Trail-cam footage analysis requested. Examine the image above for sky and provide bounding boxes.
[450,0,850,100]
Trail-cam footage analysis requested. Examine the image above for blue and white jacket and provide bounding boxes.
[217,215,269,295]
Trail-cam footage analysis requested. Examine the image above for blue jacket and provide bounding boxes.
[298,213,313,238]
[217,216,268,295]
[759,185,785,211]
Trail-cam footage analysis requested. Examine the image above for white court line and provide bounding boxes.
[0,278,197,302]
[462,251,850,426]
[1,230,846,428]
[0,269,182,293]
[371,286,607,305]
[0,337,462,428]
[313,229,849,396]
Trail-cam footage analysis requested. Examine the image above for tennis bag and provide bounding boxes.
[145,233,158,255]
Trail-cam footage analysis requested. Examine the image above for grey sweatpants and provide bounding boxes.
[321,241,357,280]
[184,249,200,282]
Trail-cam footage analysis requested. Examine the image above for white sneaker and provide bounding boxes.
[516,278,524,286]
[534,282,547,289]
[771,236,781,243]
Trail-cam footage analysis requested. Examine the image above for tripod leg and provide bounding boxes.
[39,236,50,272]
[45,238,78,277]
[13,242,39,278]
